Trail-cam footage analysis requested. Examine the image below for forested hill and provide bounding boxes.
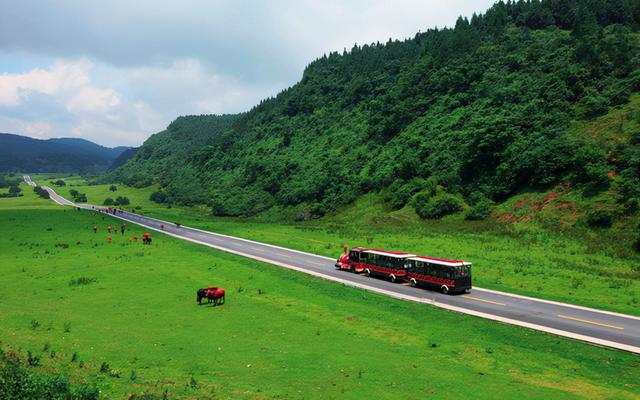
[0,133,130,173]
[112,0,640,224]
[109,114,240,188]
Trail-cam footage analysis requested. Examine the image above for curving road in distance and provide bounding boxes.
[25,176,640,354]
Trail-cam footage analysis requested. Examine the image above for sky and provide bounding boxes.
[0,0,495,147]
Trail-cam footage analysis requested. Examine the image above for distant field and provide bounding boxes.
[1,180,639,399]
[40,176,640,316]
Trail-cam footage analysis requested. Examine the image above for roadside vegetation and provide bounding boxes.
[1,182,639,399]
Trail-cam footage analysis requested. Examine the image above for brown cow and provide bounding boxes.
[207,287,225,306]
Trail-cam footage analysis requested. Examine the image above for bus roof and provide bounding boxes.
[409,256,471,267]
[364,248,416,258]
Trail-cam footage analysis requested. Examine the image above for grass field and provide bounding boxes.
[2,180,640,399]
[31,176,640,316]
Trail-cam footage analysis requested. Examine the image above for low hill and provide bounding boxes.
[109,114,240,203]
[0,133,130,174]
[111,0,640,249]
[108,147,138,172]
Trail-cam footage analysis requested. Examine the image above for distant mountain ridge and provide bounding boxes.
[0,133,131,173]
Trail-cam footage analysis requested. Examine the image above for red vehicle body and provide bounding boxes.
[335,247,415,283]
[336,247,472,294]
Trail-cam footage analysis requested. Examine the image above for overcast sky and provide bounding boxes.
[0,0,495,147]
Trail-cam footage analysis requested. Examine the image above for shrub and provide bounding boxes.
[27,351,40,367]
[34,186,50,199]
[387,178,426,209]
[115,196,130,205]
[465,200,494,220]
[578,89,609,118]
[586,209,614,228]
[69,189,79,197]
[69,277,97,286]
[103,197,115,206]
[74,193,88,203]
[100,362,110,373]
[109,185,118,192]
[149,191,167,204]
[0,351,99,400]
[53,180,66,186]
[8,185,21,194]
[414,193,464,219]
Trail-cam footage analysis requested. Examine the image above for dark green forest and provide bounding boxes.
[0,134,129,174]
[112,0,640,227]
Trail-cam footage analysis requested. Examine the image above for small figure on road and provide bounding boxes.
[175,222,181,228]
[160,224,165,230]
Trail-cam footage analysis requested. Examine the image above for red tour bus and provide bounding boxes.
[405,256,472,294]
[336,247,472,294]
[335,247,415,283]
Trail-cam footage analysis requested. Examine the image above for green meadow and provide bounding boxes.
[36,176,640,316]
[1,182,640,398]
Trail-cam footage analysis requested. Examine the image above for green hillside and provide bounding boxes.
[111,1,640,247]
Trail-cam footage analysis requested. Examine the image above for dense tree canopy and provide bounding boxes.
[112,0,640,219]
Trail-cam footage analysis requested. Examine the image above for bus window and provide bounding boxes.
[349,251,359,261]
[443,267,453,280]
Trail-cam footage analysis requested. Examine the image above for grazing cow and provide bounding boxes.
[207,287,225,306]
[142,233,152,245]
[197,287,225,306]
[197,288,210,304]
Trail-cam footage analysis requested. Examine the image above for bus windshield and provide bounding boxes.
[455,265,471,279]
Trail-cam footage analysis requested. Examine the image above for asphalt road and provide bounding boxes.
[28,177,640,354]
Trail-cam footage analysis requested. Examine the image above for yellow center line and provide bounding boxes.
[464,295,506,306]
[308,260,326,266]
[558,314,624,330]
[275,253,291,258]
[250,247,265,252]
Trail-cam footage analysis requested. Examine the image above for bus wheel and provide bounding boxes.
[349,265,355,273]
[410,279,417,287]
[441,285,450,295]
[364,269,371,277]
[389,274,396,283]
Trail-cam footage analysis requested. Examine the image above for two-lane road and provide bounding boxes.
[31,177,640,354]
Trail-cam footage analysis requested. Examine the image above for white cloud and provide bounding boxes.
[66,87,120,112]
[0,60,90,106]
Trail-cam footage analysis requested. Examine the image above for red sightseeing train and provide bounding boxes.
[335,247,472,294]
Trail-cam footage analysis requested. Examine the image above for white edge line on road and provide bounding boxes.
[31,179,640,351]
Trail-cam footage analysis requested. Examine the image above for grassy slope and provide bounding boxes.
[41,175,640,316]
[1,182,639,399]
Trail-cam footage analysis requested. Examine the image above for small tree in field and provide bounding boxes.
[109,185,117,192]
[115,196,130,205]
